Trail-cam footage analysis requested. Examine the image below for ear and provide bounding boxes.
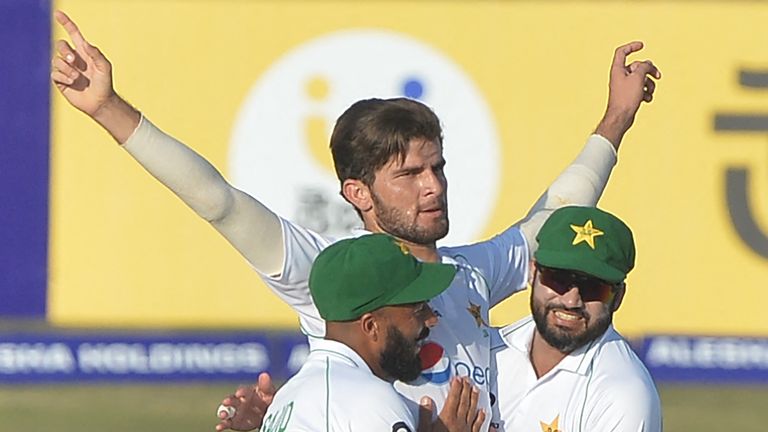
[359,312,381,342]
[528,260,537,287]
[611,283,627,312]
[341,179,373,213]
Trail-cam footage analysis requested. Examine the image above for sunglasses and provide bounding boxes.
[534,264,617,303]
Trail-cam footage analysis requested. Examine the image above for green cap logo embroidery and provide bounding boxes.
[570,220,604,249]
[535,206,635,283]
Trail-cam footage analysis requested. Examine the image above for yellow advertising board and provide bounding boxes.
[50,0,768,336]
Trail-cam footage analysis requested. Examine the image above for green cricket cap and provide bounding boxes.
[534,206,635,283]
[309,233,457,321]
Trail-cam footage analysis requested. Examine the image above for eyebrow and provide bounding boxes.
[392,158,446,176]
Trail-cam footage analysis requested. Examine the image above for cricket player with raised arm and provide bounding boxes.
[51,10,660,432]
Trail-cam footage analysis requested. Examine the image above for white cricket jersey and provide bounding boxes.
[491,317,662,432]
[259,217,530,430]
[260,338,416,432]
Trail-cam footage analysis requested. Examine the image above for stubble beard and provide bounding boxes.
[371,192,449,245]
[530,295,613,354]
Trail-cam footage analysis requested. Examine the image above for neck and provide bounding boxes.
[361,222,440,262]
[325,326,394,383]
[399,239,440,263]
[529,329,568,378]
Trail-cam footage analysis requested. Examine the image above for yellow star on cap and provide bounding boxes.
[539,415,561,432]
[570,220,604,249]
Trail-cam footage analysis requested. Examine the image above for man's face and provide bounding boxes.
[378,302,437,382]
[530,264,622,353]
[369,138,449,245]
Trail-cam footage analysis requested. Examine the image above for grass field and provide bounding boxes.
[1,383,766,431]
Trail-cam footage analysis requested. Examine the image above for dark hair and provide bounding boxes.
[330,98,443,187]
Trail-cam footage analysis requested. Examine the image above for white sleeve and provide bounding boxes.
[584,378,662,432]
[516,134,618,253]
[257,217,335,338]
[441,226,530,307]
[122,115,285,275]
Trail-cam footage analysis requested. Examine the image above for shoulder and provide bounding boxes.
[328,372,416,430]
[588,332,661,409]
[438,226,526,259]
[577,333,662,431]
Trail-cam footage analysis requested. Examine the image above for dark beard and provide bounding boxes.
[379,326,427,382]
[371,192,449,244]
[531,296,612,354]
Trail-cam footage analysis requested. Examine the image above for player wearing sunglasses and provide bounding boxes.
[491,206,661,432]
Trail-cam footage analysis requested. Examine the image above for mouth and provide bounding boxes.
[550,309,587,328]
[415,328,430,350]
[420,206,446,217]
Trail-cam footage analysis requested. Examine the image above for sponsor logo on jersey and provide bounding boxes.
[418,341,491,387]
[419,342,451,384]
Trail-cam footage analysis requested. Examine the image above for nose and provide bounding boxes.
[560,286,584,309]
[421,168,446,198]
[424,304,439,327]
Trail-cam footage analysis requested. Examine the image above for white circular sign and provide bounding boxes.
[229,29,500,245]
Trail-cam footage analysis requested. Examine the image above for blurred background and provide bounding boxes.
[2,0,767,430]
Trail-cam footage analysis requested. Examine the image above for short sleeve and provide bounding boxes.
[583,376,662,432]
[256,217,335,337]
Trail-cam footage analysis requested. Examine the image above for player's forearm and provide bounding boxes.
[122,116,238,222]
[91,93,142,144]
[516,134,618,251]
[122,116,285,274]
[594,109,635,150]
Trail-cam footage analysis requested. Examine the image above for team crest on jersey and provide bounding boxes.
[391,421,412,432]
[418,342,451,384]
[467,302,488,328]
[539,414,562,432]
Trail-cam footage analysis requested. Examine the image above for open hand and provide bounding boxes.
[417,378,486,432]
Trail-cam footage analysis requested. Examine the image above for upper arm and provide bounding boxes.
[210,187,286,275]
[584,379,662,432]
[511,134,619,255]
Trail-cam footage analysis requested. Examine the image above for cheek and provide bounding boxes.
[585,302,611,321]
[376,179,417,202]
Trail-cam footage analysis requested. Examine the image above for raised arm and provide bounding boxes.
[51,11,284,275]
[516,41,661,251]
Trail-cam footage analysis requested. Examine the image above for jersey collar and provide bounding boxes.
[309,338,374,374]
[497,316,617,376]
